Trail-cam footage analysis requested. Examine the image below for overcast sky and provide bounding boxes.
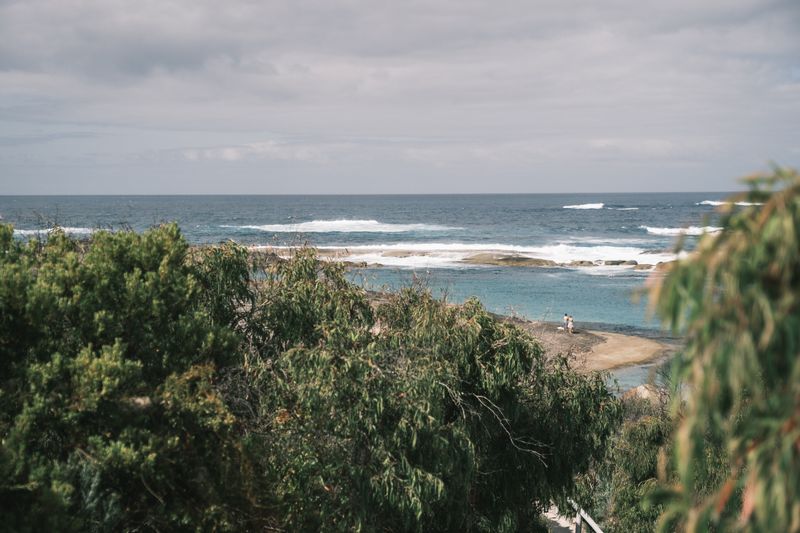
[1,0,798,194]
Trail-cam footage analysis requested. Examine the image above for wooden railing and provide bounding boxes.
[567,499,604,533]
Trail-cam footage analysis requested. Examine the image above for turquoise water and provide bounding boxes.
[351,266,652,328]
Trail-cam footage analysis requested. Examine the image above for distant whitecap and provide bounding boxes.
[563,203,604,209]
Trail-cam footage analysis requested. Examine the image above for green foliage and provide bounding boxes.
[652,167,800,531]
[574,396,672,533]
[0,226,621,532]
[237,252,621,531]
[0,224,253,532]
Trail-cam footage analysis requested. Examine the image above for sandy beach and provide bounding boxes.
[498,316,674,372]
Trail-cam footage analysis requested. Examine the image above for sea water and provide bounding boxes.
[1,192,731,385]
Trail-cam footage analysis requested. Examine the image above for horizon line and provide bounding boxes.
[0,190,745,197]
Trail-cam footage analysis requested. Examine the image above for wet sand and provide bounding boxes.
[498,317,672,372]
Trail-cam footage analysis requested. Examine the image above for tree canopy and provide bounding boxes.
[0,224,620,532]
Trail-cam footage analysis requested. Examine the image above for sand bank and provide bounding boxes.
[580,331,669,371]
[499,317,673,372]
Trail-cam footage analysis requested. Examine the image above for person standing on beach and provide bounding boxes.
[567,315,574,334]
[563,313,569,330]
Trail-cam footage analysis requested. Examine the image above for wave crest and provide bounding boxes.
[563,203,604,209]
[222,219,460,233]
[697,200,763,207]
[256,241,680,269]
[14,227,94,236]
[640,225,722,236]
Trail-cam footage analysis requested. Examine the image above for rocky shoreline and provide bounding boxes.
[247,246,677,272]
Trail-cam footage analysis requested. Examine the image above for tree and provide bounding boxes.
[652,167,800,531]
[0,225,622,532]
[0,224,257,531]
[233,250,622,531]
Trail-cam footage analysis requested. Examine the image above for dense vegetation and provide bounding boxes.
[0,224,620,532]
[573,391,673,532]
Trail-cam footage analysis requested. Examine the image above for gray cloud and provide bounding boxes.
[0,0,798,193]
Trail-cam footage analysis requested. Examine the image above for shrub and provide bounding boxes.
[0,224,254,531]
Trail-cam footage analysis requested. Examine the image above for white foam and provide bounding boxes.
[221,219,460,233]
[258,241,681,269]
[697,200,762,207]
[13,227,94,236]
[640,225,722,236]
[339,252,472,269]
[563,236,653,245]
[563,203,604,209]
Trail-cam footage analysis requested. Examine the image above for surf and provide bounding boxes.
[221,219,460,233]
[640,225,722,236]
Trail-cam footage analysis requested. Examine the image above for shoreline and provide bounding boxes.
[497,316,676,373]
[247,245,677,272]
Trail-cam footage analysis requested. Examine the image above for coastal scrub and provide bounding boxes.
[0,224,621,531]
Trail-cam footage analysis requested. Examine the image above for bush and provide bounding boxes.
[573,395,672,533]
[0,224,253,531]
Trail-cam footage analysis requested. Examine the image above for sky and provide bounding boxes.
[0,0,798,194]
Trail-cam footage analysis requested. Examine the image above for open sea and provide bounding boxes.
[1,193,736,387]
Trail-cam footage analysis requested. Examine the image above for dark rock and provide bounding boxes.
[462,253,557,267]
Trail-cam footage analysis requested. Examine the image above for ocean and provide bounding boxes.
[2,192,732,386]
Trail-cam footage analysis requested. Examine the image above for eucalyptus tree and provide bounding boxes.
[653,167,800,531]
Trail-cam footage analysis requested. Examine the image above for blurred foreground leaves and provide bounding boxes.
[652,167,800,532]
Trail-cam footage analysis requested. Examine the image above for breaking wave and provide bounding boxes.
[13,227,94,236]
[256,241,680,269]
[697,200,762,207]
[640,225,722,236]
[221,219,460,233]
[563,203,604,209]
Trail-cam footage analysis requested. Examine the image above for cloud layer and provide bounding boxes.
[1,0,798,193]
